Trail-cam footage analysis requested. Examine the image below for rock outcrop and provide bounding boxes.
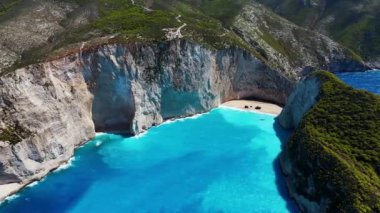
[0,40,294,199]
[278,75,322,129]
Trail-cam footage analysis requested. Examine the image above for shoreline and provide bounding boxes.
[221,100,283,115]
[0,99,283,203]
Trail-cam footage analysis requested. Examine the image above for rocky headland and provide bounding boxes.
[278,71,380,212]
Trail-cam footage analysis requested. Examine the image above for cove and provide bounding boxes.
[336,69,380,95]
[0,107,297,212]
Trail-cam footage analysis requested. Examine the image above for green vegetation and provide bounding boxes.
[185,0,249,25]
[4,0,255,73]
[0,125,31,145]
[333,15,380,60]
[57,0,252,47]
[95,0,178,40]
[254,0,380,61]
[287,71,380,212]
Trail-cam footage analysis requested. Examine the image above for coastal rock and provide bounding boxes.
[0,40,294,199]
[278,75,322,129]
[0,62,95,192]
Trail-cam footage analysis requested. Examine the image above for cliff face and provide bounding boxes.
[82,40,294,133]
[278,74,323,212]
[278,75,321,129]
[0,60,95,190]
[0,40,294,198]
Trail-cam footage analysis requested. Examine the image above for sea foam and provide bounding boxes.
[53,157,76,173]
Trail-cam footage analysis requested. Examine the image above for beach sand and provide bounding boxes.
[222,100,283,115]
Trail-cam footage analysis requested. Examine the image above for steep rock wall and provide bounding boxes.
[81,41,294,134]
[0,61,95,189]
[277,74,324,212]
[278,75,322,129]
[0,40,294,199]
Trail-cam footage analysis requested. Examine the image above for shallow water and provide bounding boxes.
[336,70,380,95]
[0,108,297,213]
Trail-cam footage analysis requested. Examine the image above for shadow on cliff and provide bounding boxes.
[273,119,299,212]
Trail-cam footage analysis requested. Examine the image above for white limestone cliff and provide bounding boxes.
[0,40,294,200]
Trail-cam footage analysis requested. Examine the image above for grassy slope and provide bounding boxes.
[8,0,254,71]
[254,0,380,61]
[4,0,364,73]
[286,71,380,212]
[58,0,252,48]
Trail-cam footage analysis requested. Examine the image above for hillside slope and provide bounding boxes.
[232,3,365,77]
[255,0,380,67]
[0,0,367,75]
[279,71,380,212]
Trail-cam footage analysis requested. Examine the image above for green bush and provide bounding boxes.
[0,125,31,145]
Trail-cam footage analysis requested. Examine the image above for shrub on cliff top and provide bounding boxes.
[286,71,380,212]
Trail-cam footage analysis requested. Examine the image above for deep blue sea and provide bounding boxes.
[336,70,380,95]
[0,107,297,213]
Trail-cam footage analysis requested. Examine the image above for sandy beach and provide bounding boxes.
[222,100,283,115]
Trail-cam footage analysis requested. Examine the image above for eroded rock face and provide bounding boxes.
[80,41,295,134]
[0,61,95,188]
[278,75,322,129]
[0,40,294,196]
[277,74,324,212]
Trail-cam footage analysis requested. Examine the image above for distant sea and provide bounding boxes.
[336,70,380,95]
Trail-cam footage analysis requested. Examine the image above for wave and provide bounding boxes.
[53,157,76,173]
[0,194,20,205]
[96,132,107,137]
[134,130,148,139]
[160,112,209,125]
[27,181,40,188]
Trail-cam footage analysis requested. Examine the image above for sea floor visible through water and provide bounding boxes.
[0,107,298,213]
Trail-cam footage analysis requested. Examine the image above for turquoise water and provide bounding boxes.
[336,70,380,95]
[0,107,296,212]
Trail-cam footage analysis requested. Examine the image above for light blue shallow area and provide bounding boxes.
[336,70,380,95]
[0,107,297,213]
